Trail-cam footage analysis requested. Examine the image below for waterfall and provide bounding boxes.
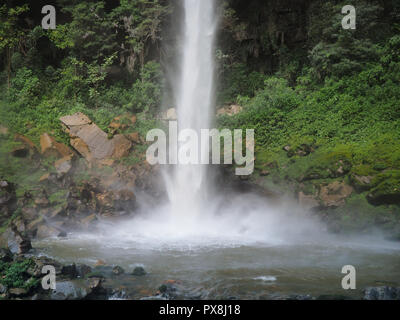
[165,0,218,219]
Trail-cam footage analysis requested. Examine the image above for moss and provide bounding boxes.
[368,170,400,205]
[48,189,68,205]
[351,164,376,176]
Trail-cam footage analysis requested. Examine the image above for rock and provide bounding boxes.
[130,115,137,125]
[364,286,400,300]
[39,173,51,182]
[21,207,37,221]
[61,264,78,279]
[319,181,353,207]
[351,174,373,191]
[12,134,38,158]
[26,216,44,235]
[61,113,132,161]
[75,264,92,278]
[12,218,26,233]
[296,144,313,157]
[109,289,129,300]
[0,248,12,262]
[109,122,122,130]
[260,170,270,176]
[27,256,63,277]
[367,179,400,205]
[40,133,73,158]
[34,193,49,207]
[88,277,103,291]
[162,108,177,121]
[0,283,7,294]
[217,104,243,116]
[0,228,32,254]
[283,145,291,152]
[60,112,92,127]
[64,118,114,159]
[298,192,320,210]
[0,180,16,221]
[112,266,125,276]
[70,138,92,161]
[126,132,140,144]
[0,180,15,205]
[36,224,65,239]
[12,145,30,158]
[132,266,146,276]
[54,155,73,176]
[50,280,88,300]
[95,260,107,267]
[9,288,28,297]
[112,134,132,159]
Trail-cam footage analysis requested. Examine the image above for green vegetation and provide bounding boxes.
[0,0,400,234]
[0,258,39,290]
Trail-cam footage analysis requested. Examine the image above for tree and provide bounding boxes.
[0,4,29,88]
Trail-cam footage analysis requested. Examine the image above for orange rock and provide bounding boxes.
[15,134,36,149]
[71,138,92,161]
[40,133,73,158]
[112,135,132,159]
[95,259,106,267]
[109,122,121,130]
[39,173,50,182]
[126,132,140,144]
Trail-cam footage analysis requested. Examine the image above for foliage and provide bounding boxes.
[0,258,39,290]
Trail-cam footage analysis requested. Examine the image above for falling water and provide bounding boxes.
[34,1,400,298]
[165,0,218,219]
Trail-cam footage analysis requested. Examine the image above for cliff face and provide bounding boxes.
[220,0,310,73]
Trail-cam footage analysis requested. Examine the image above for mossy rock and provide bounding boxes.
[367,173,400,205]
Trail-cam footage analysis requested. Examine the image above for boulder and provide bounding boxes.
[50,280,89,300]
[0,283,7,294]
[112,266,125,276]
[0,228,32,254]
[351,174,373,191]
[75,264,92,278]
[60,113,132,161]
[367,179,400,205]
[60,112,92,127]
[319,181,353,207]
[112,134,132,159]
[126,132,140,144]
[27,256,63,277]
[0,248,13,262]
[9,288,28,297]
[40,133,73,158]
[0,181,16,220]
[12,134,38,158]
[162,108,177,121]
[364,286,400,300]
[70,138,92,161]
[217,104,243,117]
[132,266,146,276]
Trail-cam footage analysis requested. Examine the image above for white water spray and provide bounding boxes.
[165,0,218,220]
